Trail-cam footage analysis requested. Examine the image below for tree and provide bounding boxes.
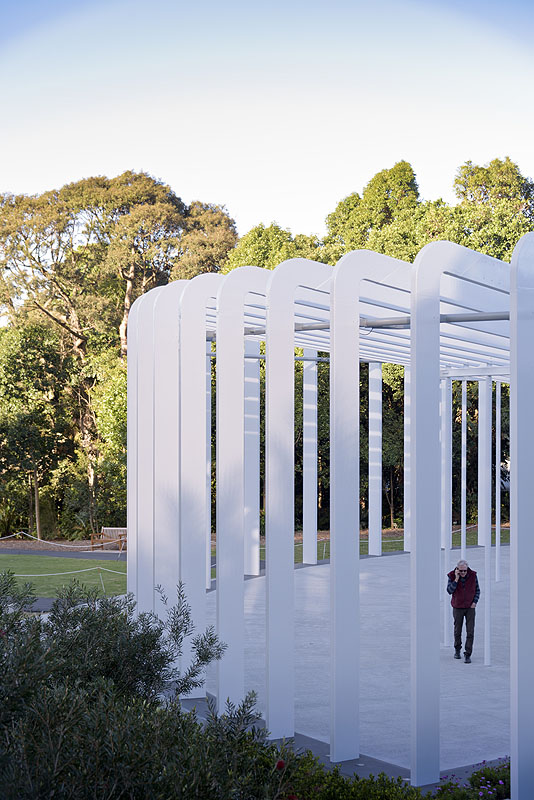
[223,223,324,272]
[445,157,534,261]
[0,325,71,538]
[323,161,421,263]
[171,201,237,280]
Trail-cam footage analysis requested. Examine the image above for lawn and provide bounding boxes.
[0,554,127,598]
[4,525,510,593]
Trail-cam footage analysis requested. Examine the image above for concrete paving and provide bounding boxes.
[205,544,510,777]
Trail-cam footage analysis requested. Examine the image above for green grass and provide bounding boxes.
[209,525,510,575]
[0,554,127,598]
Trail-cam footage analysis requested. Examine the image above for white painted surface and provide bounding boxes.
[368,362,382,556]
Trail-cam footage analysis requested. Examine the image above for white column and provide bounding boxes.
[206,344,213,590]
[265,259,332,739]
[244,339,261,576]
[134,287,164,614]
[495,380,501,583]
[329,249,407,762]
[302,348,318,565]
[153,282,188,616]
[441,378,452,648]
[126,293,144,602]
[216,268,269,707]
[368,362,382,556]
[478,377,492,666]
[410,246,442,787]
[179,274,223,694]
[510,232,534,800]
[461,380,467,561]
[403,366,411,552]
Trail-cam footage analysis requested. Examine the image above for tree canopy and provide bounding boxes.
[0,158,523,537]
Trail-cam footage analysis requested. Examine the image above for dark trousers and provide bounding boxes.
[453,607,476,656]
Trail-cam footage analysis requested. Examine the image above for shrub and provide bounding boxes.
[283,755,424,799]
[0,571,511,800]
[1,686,301,800]
[435,760,510,799]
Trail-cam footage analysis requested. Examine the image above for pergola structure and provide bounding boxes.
[127,234,534,796]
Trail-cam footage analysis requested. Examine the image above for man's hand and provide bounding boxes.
[471,603,476,609]
[454,568,460,581]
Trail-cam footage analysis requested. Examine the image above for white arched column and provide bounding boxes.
[302,348,318,565]
[179,274,223,693]
[128,287,165,614]
[509,232,534,800]
[126,292,144,604]
[410,241,508,786]
[216,267,270,707]
[478,376,492,666]
[264,259,332,739]
[153,281,188,615]
[403,365,411,552]
[330,249,410,762]
[494,380,501,583]
[410,246,442,786]
[368,362,382,556]
[244,338,261,576]
[206,343,213,590]
[460,380,467,561]
[440,377,452,648]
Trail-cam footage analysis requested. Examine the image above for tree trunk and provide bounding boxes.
[87,459,97,534]
[33,465,42,540]
[390,466,394,528]
[28,472,34,535]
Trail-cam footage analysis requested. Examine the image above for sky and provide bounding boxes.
[1,0,533,238]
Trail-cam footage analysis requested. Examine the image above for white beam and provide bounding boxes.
[244,338,261,576]
[265,259,332,739]
[154,282,188,615]
[302,348,318,565]
[478,382,492,667]
[126,293,144,603]
[495,380,501,583]
[410,244,443,787]
[368,362,382,556]
[509,232,534,800]
[134,287,164,614]
[179,274,223,695]
[403,366,411,552]
[206,345,212,590]
[441,378,452,648]
[216,268,269,707]
[460,381,467,561]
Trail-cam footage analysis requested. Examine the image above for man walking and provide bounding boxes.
[447,559,480,663]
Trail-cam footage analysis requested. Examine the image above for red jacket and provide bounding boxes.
[447,568,477,608]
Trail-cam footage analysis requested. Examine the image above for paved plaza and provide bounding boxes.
[206,544,510,772]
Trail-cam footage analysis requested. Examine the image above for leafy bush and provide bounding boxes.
[1,687,300,800]
[0,571,511,800]
[283,753,424,799]
[435,760,510,799]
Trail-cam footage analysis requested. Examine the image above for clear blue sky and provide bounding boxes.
[1,0,533,237]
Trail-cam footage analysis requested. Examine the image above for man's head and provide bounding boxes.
[456,560,468,575]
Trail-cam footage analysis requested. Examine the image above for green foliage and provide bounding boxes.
[0,571,303,800]
[0,571,225,736]
[0,572,512,800]
[285,752,423,798]
[0,158,523,540]
[172,200,238,279]
[223,222,325,272]
[434,760,510,799]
